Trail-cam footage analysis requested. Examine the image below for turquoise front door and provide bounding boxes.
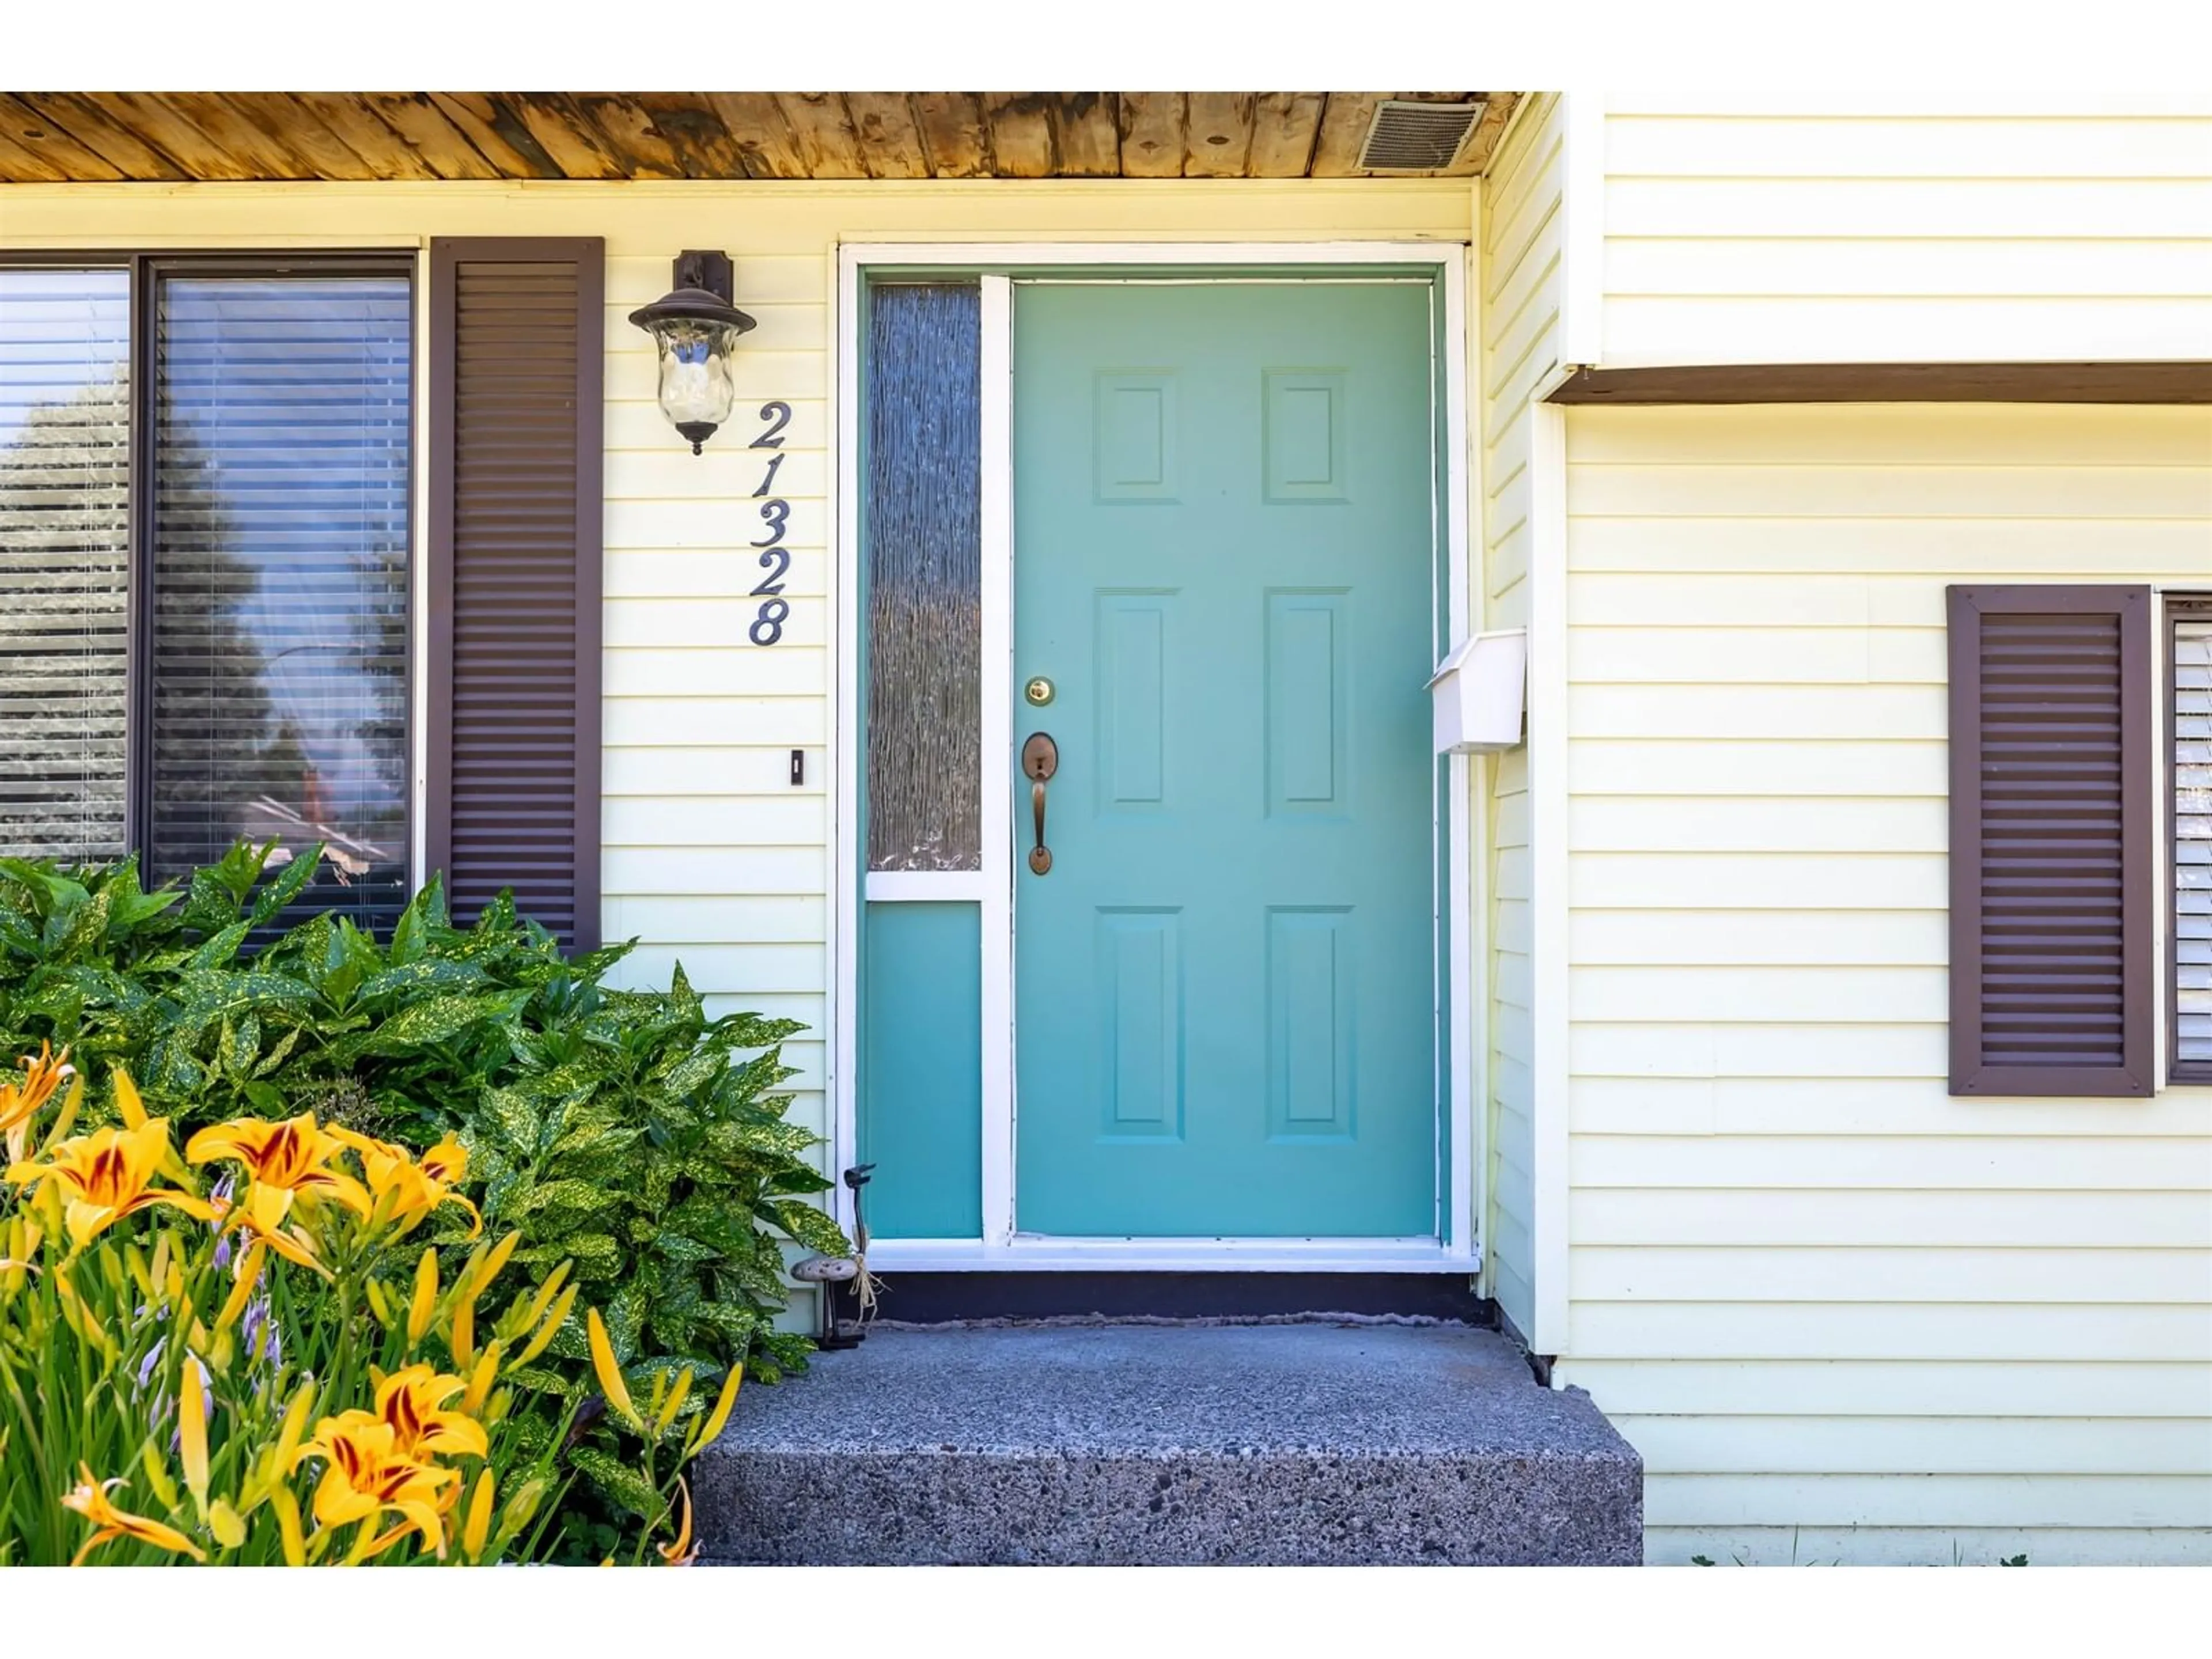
[1012,279,1440,1238]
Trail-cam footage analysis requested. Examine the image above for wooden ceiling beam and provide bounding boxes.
[979,93,1054,178]
[705,94,808,180]
[221,93,381,180]
[626,93,752,179]
[157,93,322,179]
[844,94,931,180]
[12,92,188,179]
[0,124,69,183]
[1183,92,1257,179]
[428,93,566,179]
[1050,93,1120,177]
[909,92,991,178]
[568,94,690,180]
[1309,92,1385,177]
[86,92,256,180]
[1247,92,1326,177]
[290,92,440,181]
[0,93,125,180]
[1116,92,1185,179]
[507,94,627,180]
[774,93,869,179]
[359,92,501,180]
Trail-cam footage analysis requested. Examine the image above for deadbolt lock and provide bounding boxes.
[1024,676,1055,707]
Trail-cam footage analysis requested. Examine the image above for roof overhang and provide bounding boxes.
[0,92,1521,184]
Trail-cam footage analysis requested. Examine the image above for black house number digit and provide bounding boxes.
[749,403,793,645]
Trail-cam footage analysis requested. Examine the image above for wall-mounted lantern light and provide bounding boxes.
[627,249,757,454]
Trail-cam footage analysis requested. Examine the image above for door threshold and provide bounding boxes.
[850,1270,1492,1324]
[865,1237,1480,1274]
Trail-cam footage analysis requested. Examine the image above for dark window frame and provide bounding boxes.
[2,248,418,893]
[2169,592,2212,1087]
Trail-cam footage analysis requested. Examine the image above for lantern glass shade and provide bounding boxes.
[648,317,743,453]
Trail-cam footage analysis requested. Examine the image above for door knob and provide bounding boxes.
[1022,732,1058,875]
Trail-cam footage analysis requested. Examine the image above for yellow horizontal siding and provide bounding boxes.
[1480,93,1564,1339]
[1561,401,2212,1564]
[1597,99,2212,366]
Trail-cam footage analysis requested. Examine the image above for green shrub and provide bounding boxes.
[0,842,844,1391]
[1,842,849,1558]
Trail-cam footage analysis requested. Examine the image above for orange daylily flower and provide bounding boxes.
[328,1127,482,1239]
[207,1194,330,1277]
[186,1112,370,1232]
[370,1364,490,1461]
[60,1464,206,1565]
[5,1118,214,1249]
[0,1043,71,1166]
[293,1414,463,1561]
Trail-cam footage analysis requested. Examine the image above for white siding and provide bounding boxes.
[1596,95,2212,368]
[1479,94,1564,1338]
[1561,402,2212,1566]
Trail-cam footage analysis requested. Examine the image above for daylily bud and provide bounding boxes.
[463,1469,496,1560]
[586,1308,641,1432]
[274,1379,316,1472]
[408,1245,439,1345]
[179,1358,210,1516]
[139,1440,180,1512]
[271,1485,308,1567]
[462,1343,501,1416]
[215,1242,267,1332]
[476,1230,520,1293]
[499,1476,546,1537]
[656,1367,696,1438]
[515,1282,577,1367]
[506,1260,571,1343]
[688,1361,745,1457]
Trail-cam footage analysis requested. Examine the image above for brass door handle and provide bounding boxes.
[1022,732,1058,875]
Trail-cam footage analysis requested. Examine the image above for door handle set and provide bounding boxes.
[1022,732,1058,875]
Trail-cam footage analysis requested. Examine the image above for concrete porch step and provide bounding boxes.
[694,1322,1642,1565]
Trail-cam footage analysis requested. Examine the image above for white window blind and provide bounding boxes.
[148,272,412,932]
[0,267,130,863]
[2178,615,2211,1067]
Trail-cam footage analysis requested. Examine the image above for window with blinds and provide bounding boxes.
[0,267,131,862]
[148,271,413,933]
[2175,606,2212,1079]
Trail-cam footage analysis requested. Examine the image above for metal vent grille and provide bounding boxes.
[1358,99,1486,172]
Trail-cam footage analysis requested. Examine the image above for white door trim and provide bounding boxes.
[831,239,1478,1274]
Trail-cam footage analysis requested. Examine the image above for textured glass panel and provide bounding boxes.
[0,268,130,861]
[2177,618,2212,1065]
[150,275,412,933]
[866,282,981,872]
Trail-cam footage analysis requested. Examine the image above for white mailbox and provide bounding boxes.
[1426,628,1527,755]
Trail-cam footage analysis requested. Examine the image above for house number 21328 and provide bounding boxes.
[747,400,793,645]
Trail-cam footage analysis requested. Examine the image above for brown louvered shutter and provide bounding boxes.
[427,239,603,949]
[1948,585,2153,1096]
